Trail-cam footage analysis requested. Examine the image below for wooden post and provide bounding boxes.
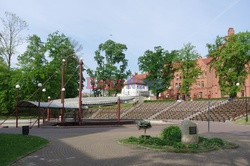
[38,90,40,128]
[61,59,66,122]
[15,88,19,128]
[78,59,83,125]
[47,96,51,121]
[117,97,120,123]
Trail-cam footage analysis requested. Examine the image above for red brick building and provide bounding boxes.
[161,28,250,99]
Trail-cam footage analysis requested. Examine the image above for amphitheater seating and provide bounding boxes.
[191,99,250,122]
[75,99,248,122]
[122,102,176,119]
[153,100,222,120]
[92,107,131,119]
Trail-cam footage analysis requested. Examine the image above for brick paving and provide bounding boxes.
[1,121,250,166]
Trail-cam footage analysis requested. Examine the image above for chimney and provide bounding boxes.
[134,72,138,75]
[228,28,235,36]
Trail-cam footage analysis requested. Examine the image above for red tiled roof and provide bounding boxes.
[201,57,212,65]
[125,73,148,85]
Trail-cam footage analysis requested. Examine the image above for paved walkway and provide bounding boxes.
[1,121,250,166]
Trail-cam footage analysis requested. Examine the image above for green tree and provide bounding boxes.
[17,32,82,102]
[207,32,250,97]
[138,46,177,99]
[87,40,131,96]
[0,12,28,113]
[178,43,201,99]
[17,35,47,101]
[45,31,80,99]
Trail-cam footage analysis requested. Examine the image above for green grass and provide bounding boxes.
[234,117,250,125]
[118,136,238,153]
[0,134,49,166]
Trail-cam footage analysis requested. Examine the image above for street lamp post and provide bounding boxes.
[47,96,51,121]
[236,82,248,123]
[15,84,20,128]
[37,83,42,128]
[61,59,66,123]
[42,88,46,124]
[61,88,65,123]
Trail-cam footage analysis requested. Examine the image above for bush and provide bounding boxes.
[127,136,138,143]
[198,136,208,143]
[188,143,200,149]
[173,142,186,149]
[202,138,224,149]
[161,126,181,142]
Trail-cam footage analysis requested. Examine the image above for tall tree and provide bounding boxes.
[87,40,131,96]
[207,31,250,97]
[45,31,81,99]
[17,35,47,101]
[17,32,82,102]
[138,46,177,99]
[178,43,201,99]
[0,12,28,68]
[0,12,28,113]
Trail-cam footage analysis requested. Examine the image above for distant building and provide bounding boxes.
[161,28,250,99]
[119,73,153,97]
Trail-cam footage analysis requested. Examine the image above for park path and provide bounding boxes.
[1,121,250,166]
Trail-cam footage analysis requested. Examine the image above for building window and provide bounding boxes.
[127,85,130,89]
[197,82,200,88]
[201,81,204,88]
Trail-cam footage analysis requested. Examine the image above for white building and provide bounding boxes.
[119,73,153,97]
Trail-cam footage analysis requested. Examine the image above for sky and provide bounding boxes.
[0,0,250,76]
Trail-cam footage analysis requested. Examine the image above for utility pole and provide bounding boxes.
[78,58,83,125]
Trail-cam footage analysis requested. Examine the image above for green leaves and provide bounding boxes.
[208,31,250,97]
[138,46,177,98]
[178,43,201,97]
[87,40,131,96]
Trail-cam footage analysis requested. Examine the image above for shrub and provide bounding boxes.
[188,143,199,149]
[198,136,208,143]
[161,126,181,142]
[202,138,224,149]
[127,136,138,143]
[173,142,186,149]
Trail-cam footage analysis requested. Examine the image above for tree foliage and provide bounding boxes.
[87,40,131,96]
[207,32,250,97]
[16,32,81,105]
[138,46,177,99]
[178,43,201,98]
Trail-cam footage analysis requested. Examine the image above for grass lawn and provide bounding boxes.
[234,117,250,125]
[0,134,49,166]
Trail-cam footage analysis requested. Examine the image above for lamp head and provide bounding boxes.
[15,84,20,89]
[38,83,42,87]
